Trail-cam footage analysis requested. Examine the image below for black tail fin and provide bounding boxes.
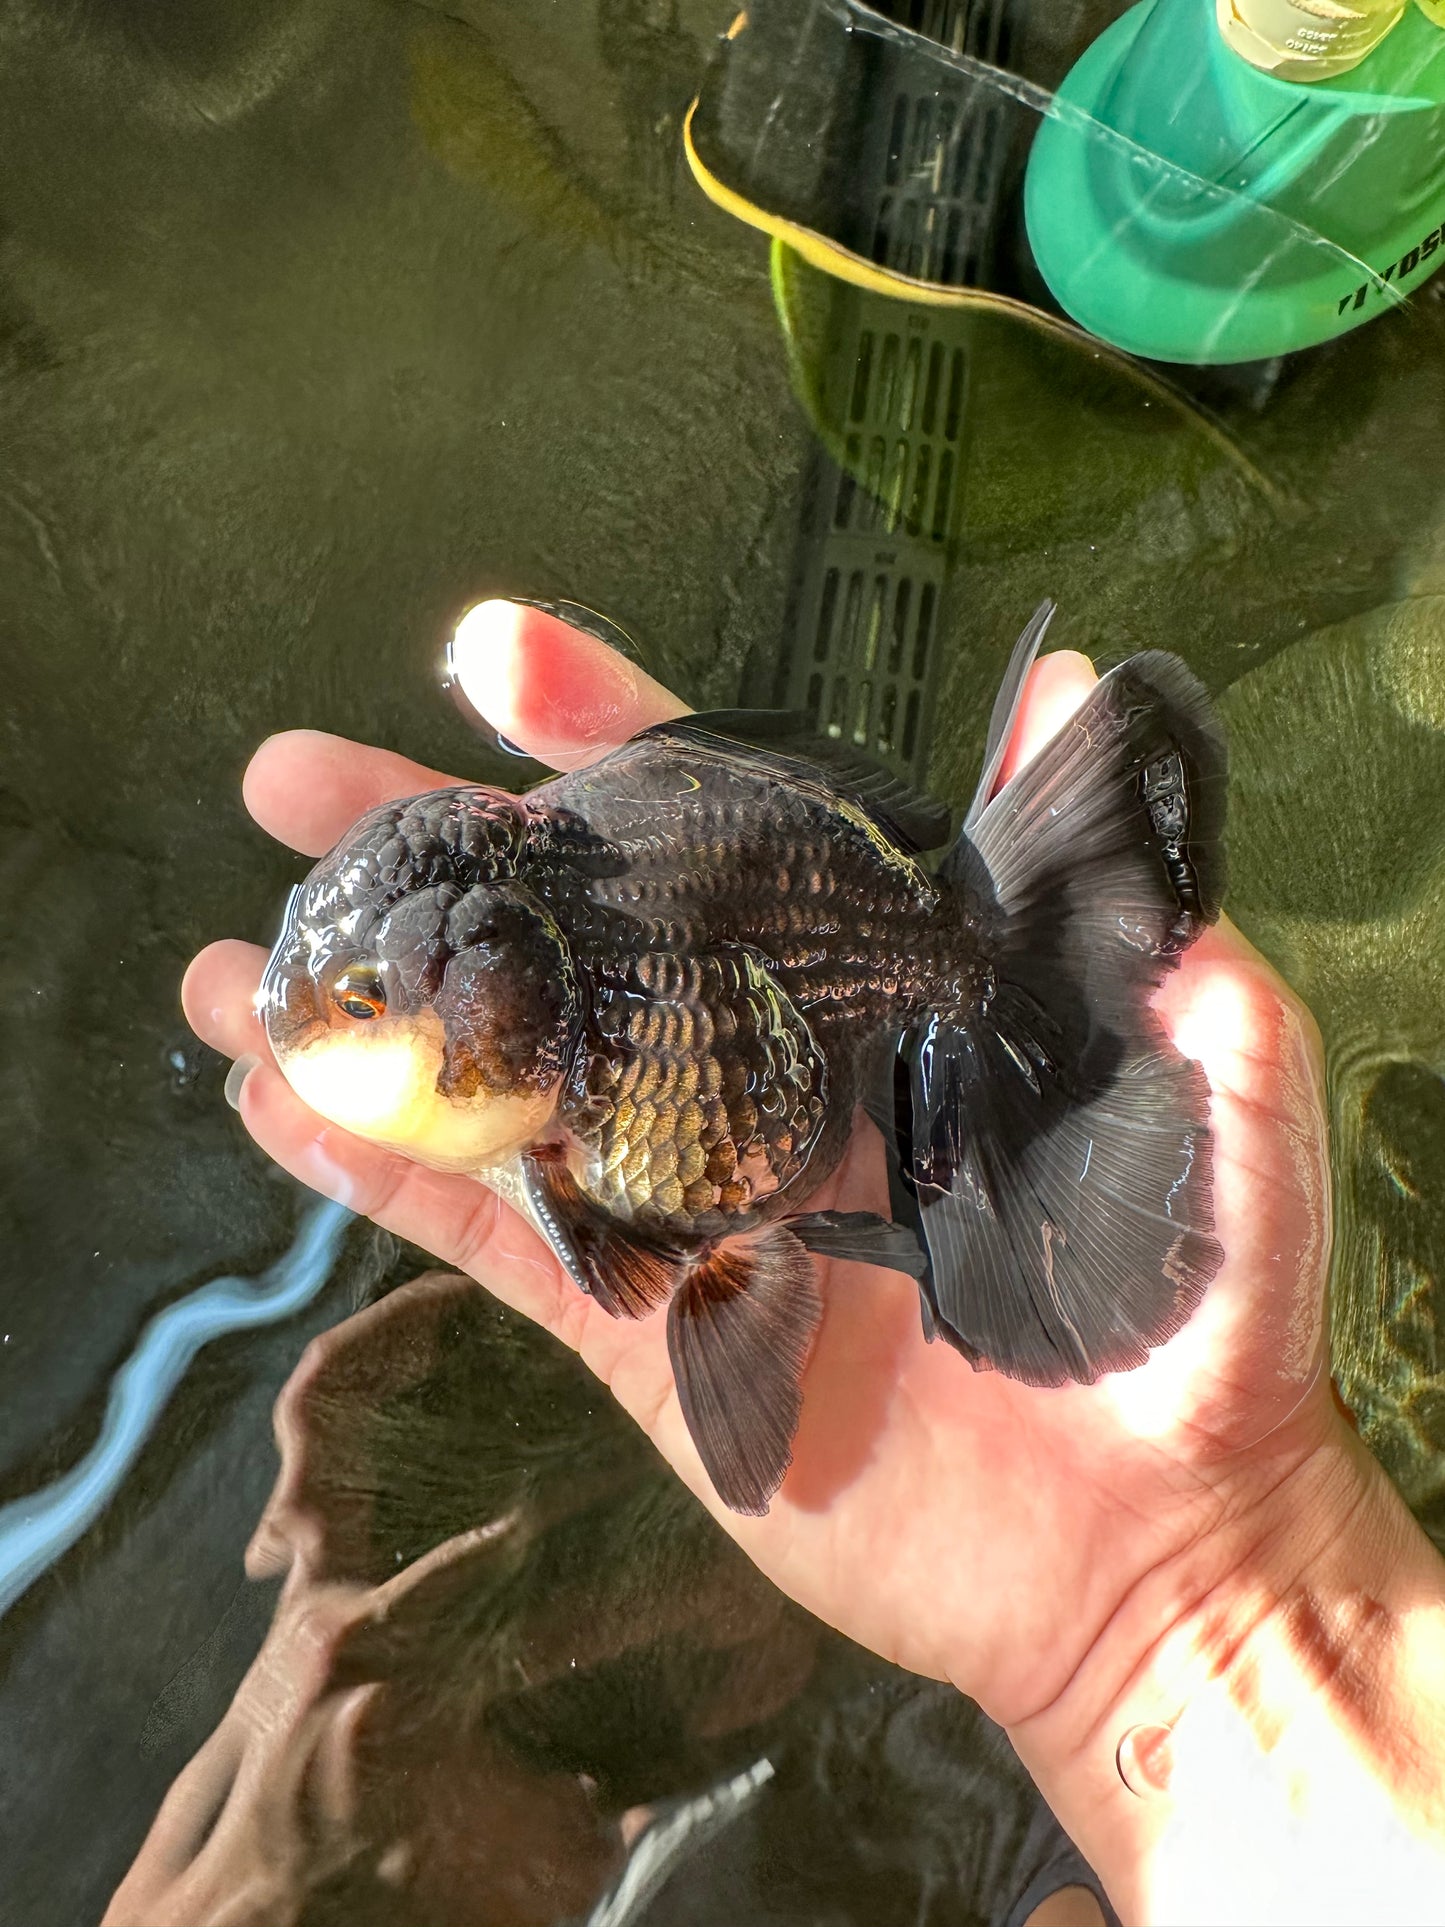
[902,635,1228,1388]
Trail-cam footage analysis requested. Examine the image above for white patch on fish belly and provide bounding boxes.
[277,1006,555,1174]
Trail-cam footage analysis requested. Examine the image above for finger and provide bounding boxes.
[243,732,465,857]
[994,648,1099,790]
[1111,917,1332,1438]
[1158,921,1328,1138]
[230,1059,608,1346]
[235,1061,686,1459]
[182,940,552,1318]
[247,1269,479,1582]
[182,940,271,1061]
[448,599,688,769]
[108,1723,247,1888]
[231,1054,732,1526]
[992,650,1309,1122]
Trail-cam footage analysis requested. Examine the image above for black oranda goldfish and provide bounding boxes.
[260,604,1226,1513]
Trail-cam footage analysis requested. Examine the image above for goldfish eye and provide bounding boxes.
[331,963,386,1021]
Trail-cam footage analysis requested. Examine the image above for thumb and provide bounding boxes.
[992,648,1099,794]
[448,599,688,770]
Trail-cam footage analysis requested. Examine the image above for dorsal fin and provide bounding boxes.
[639,709,953,854]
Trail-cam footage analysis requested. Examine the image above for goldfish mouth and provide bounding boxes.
[264,1000,556,1174]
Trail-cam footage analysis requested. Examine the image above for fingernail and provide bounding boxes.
[225,1053,262,1111]
[444,597,655,755]
[446,599,525,719]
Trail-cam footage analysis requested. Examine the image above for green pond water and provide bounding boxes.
[1,1,1441,1921]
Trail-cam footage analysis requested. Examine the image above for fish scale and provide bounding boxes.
[565,949,832,1234]
[572,793,950,1027]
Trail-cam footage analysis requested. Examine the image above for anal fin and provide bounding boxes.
[787,1210,928,1280]
[667,1226,823,1516]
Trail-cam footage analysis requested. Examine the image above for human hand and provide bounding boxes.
[182,602,1335,1739]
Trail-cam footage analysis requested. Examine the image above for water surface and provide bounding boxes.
[1,1,1441,1920]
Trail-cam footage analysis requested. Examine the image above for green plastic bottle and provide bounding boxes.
[1024,0,1445,363]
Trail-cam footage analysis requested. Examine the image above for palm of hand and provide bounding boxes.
[184,615,1333,1728]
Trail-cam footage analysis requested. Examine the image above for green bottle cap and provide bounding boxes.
[1024,0,1445,364]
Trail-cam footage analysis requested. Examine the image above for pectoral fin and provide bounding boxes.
[521,1154,682,1318]
[667,1226,823,1516]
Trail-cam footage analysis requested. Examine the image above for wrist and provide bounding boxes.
[1007,1409,1445,1924]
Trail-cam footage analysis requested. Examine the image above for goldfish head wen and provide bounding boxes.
[260,789,579,1173]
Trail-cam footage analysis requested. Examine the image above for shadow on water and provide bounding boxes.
[1,0,1443,1920]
